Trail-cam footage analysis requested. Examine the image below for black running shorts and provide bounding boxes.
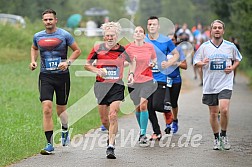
[39,72,70,105]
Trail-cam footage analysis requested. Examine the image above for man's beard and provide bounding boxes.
[46,25,53,29]
[213,34,222,40]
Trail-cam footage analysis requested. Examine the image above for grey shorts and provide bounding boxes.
[128,80,157,106]
[202,89,232,106]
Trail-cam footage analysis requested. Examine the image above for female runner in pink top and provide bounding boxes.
[125,26,157,146]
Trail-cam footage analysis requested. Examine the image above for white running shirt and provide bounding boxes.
[193,40,242,94]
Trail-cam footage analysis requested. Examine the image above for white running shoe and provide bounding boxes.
[221,136,231,150]
[213,138,221,150]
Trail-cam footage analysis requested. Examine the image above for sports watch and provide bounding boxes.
[67,60,72,66]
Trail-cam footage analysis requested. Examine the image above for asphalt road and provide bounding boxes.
[10,65,252,167]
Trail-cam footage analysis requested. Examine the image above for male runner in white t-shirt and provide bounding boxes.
[193,20,242,150]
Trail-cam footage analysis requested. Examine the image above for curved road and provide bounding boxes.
[10,65,252,167]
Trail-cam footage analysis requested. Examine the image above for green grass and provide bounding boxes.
[0,59,106,166]
[0,25,132,167]
[2,23,251,167]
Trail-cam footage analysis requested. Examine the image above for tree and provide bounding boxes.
[191,0,215,26]
[161,0,196,27]
[210,0,233,23]
[229,0,252,67]
[137,0,162,26]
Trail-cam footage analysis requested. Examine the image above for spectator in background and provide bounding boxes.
[176,23,194,43]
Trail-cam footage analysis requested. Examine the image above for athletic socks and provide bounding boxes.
[140,111,149,135]
[214,133,219,139]
[173,119,178,123]
[45,131,53,144]
[135,111,141,127]
[62,124,68,131]
[220,130,226,137]
[214,130,226,139]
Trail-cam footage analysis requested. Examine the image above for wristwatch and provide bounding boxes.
[67,60,72,66]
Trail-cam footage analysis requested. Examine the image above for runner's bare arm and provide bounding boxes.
[30,44,38,70]
[161,48,180,69]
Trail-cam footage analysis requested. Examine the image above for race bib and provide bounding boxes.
[45,57,61,70]
[152,64,160,73]
[103,66,119,79]
[166,77,173,87]
[210,60,226,70]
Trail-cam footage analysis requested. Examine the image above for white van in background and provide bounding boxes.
[0,13,26,28]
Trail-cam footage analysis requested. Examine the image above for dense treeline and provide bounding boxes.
[0,0,251,68]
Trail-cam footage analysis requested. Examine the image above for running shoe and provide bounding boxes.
[139,135,148,147]
[171,121,178,134]
[165,124,171,134]
[149,133,162,141]
[101,125,107,131]
[62,130,70,146]
[213,138,221,150]
[220,136,231,150]
[40,143,54,155]
[106,146,116,159]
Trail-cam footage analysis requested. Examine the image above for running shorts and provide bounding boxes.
[39,72,70,105]
[128,80,157,106]
[94,80,125,105]
[202,89,232,106]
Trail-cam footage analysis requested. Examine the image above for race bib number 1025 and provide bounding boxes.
[103,66,119,79]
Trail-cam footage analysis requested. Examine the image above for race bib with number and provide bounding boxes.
[45,57,61,70]
[152,64,160,73]
[166,77,173,87]
[210,60,226,70]
[103,66,119,80]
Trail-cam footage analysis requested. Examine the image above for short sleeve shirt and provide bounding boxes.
[87,43,131,83]
[193,40,242,94]
[33,28,74,74]
[125,42,156,83]
[145,34,176,83]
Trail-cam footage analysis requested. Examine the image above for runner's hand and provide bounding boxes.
[202,58,209,65]
[224,65,233,74]
[97,68,107,77]
[58,62,68,71]
[149,62,156,68]
[127,73,134,86]
[29,62,37,71]
[161,61,169,69]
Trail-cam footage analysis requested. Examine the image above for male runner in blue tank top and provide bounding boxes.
[29,9,81,155]
[145,16,179,140]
